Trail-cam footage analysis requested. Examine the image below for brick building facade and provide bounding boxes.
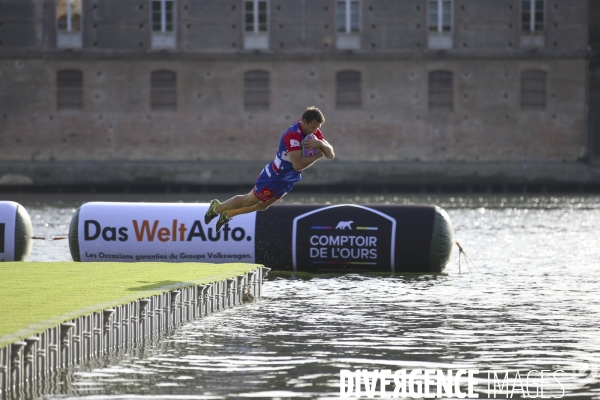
[0,0,596,188]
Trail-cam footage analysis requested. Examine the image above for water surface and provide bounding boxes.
[6,193,600,399]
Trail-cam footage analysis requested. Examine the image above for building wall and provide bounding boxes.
[0,0,590,164]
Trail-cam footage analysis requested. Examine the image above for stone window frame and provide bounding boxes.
[57,69,84,111]
[244,70,270,112]
[428,70,454,112]
[56,0,83,49]
[151,0,177,50]
[520,69,547,111]
[336,70,362,109]
[151,70,177,111]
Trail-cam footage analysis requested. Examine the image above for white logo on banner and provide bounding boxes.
[335,221,354,230]
[77,202,256,262]
[291,204,396,271]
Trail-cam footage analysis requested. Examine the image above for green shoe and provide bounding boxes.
[204,199,220,224]
[215,211,231,232]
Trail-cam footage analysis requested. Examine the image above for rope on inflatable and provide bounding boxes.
[455,241,480,274]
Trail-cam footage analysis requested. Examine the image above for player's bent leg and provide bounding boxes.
[226,191,269,219]
[215,191,260,214]
[215,179,292,231]
[215,191,282,232]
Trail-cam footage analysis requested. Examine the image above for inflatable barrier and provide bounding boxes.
[69,202,454,273]
[0,201,33,261]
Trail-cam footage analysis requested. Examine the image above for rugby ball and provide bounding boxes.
[302,133,319,157]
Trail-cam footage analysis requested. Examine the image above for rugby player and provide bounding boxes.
[204,106,335,232]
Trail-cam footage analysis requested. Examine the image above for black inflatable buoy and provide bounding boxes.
[255,204,454,273]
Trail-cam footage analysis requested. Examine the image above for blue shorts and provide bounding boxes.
[252,166,296,202]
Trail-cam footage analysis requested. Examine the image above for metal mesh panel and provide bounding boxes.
[336,70,361,109]
[151,70,177,111]
[244,70,270,111]
[57,70,83,110]
[428,70,453,111]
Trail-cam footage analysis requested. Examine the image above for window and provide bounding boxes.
[57,70,83,111]
[336,70,361,109]
[521,70,546,110]
[152,0,175,33]
[151,70,177,111]
[428,71,453,111]
[244,70,270,111]
[151,0,177,49]
[521,0,545,32]
[335,0,361,50]
[336,0,360,33]
[428,0,453,50]
[56,0,82,48]
[244,0,269,50]
[428,0,452,33]
[245,0,268,33]
[57,0,81,32]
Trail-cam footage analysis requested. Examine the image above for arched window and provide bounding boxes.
[151,70,177,111]
[244,70,270,111]
[428,70,453,111]
[57,69,83,110]
[336,70,362,109]
[521,70,546,110]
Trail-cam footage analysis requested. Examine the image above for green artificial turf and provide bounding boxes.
[0,262,260,348]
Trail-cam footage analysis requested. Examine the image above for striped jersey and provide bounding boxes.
[266,120,324,183]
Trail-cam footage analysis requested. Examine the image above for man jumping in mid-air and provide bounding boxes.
[204,106,335,232]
